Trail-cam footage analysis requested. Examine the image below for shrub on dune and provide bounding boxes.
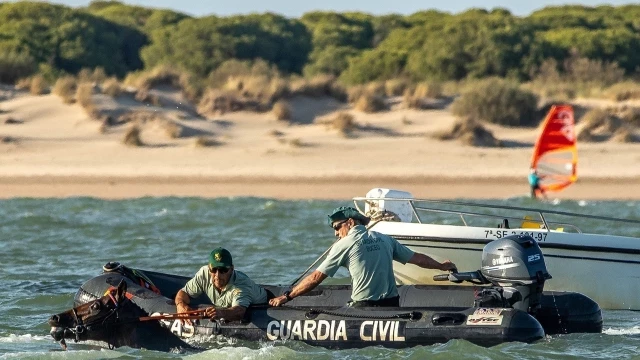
[580,108,621,133]
[122,126,143,147]
[135,89,162,106]
[102,78,121,97]
[92,67,107,84]
[354,94,386,113]
[272,100,292,122]
[451,78,538,127]
[384,79,408,97]
[193,136,220,147]
[29,75,48,95]
[332,112,356,135]
[76,82,94,109]
[290,75,345,101]
[610,126,636,143]
[161,120,182,139]
[577,127,598,142]
[198,89,240,115]
[619,108,640,127]
[52,76,77,104]
[433,117,502,147]
[606,82,640,102]
[413,82,442,99]
[288,138,303,147]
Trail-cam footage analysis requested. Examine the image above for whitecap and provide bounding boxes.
[183,344,294,360]
[154,208,169,216]
[0,334,49,343]
[603,326,640,335]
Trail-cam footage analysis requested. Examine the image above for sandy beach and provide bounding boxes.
[1,88,639,200]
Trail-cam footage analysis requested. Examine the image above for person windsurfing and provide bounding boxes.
[528,168,546,199]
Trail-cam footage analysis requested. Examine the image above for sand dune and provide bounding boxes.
[1,86,639,200]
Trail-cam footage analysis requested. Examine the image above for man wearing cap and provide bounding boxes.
[175,247,268,323]
[270,206,457,307]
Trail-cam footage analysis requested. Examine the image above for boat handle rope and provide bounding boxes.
[138,309,206,322]
[282,305,421,321]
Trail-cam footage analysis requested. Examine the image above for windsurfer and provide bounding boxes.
[528,168,546,199]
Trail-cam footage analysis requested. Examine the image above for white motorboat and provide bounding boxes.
[354,188,640,310]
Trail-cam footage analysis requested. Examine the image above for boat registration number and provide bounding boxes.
[484,230,547,242]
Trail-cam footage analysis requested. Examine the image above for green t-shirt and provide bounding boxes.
[182,266,267,308]
[316,225,415,302]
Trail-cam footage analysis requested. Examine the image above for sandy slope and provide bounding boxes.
[1,87,639,200]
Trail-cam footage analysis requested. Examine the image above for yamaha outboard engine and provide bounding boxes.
[478,234,552,313]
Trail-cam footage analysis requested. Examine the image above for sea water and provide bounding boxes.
[1,197,639,359]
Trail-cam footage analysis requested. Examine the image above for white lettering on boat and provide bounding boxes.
[359,321,406,341]
[152,312,195,337]
[266,320,347,341]
[266,320,406,342]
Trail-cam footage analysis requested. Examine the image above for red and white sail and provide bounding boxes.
[530,105,577,192]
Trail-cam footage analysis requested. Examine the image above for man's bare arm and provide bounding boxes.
[175,290,193,324]
[206,305,246,321]
[290,270,328,298]
[408,253,457,271]
[269,270,328,306]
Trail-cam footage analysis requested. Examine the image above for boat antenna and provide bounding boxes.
[289,219,381,287]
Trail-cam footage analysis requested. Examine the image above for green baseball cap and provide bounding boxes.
[209,247,233,268]
[327,206,370,227]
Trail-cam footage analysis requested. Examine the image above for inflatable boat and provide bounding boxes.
[50,235,602,350]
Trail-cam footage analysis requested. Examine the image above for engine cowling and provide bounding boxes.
[480,234,552,313]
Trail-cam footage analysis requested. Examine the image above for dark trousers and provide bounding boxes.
[350,296,400,308]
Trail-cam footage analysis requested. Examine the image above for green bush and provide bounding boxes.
[451,78,539,126]
[0,51,37,84]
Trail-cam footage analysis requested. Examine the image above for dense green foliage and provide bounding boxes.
[0,2,145,79]
[0,2,639,85]
[451,78,539,126]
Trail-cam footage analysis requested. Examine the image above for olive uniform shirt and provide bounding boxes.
[316,225,415,302]
[182,266,267,308]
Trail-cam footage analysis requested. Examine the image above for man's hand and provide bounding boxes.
[269,295,288,307]
[176,302,193,325]
[440,260,457,272]
[204,306,219,320]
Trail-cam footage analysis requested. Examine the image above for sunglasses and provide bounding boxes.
[209,267,230,274]
[332,219,348,231]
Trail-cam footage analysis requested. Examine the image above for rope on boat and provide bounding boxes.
[282,305,421,321]
[365,209,402,222]
[139,309,206,322]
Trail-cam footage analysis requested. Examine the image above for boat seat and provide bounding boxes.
[497,219,510,229]
[521,215,542,229]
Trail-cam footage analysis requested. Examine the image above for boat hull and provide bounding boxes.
[68,266,601,350]
[371,221,640,310]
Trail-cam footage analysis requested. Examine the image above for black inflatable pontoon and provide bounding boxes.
[55,235,603,349]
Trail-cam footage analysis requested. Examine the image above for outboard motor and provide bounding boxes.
[434,234,552,315]
[478,234,552,313]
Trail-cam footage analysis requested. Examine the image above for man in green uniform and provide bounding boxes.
[270,207,457,307]
[175,247,267,323]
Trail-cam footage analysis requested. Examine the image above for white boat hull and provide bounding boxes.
[371,222,640,310]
